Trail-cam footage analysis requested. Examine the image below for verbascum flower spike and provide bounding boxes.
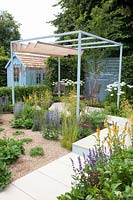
[96,127,100,139]
[107,139,112,147]
[127,127,131,134]
[130,114,133,124]
[113,124,118,136]
[121,138,125,145]
[108,127,111,135]
[104,120,109,128]
[123,122,127,133]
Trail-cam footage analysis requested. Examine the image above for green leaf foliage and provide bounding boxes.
[0,11,20,55]
[29,147,44,157]
[0,138,24,164]
[0,53,8,87]
[0,85,49,103]
[0,161,11,192]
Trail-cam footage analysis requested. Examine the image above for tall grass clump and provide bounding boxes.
[60,90,78,150]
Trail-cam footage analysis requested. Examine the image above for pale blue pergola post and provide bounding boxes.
[117,45,123,108]
[58,57,61,97]
[76,31,82,121]
[10,41,15,105]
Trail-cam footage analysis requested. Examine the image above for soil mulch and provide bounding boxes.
[0,114,70,181]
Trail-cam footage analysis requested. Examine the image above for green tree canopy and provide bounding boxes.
[0,10,21,55]
[0,47,8,87]
[51,0,102,35]
[88,0,133,56]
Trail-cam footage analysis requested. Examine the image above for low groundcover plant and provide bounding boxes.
[29,146,44,157]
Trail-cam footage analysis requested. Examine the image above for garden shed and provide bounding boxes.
[5,53,47,86]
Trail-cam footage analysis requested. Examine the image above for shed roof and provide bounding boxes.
[12,41,78,57]
[5,53,47,69]
[17,54,47,68]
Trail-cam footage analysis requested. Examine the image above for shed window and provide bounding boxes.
[14,67,19,82]
[36,70,42,84]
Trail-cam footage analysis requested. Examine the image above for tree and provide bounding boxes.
[51,0,102,35]
[0,11,21,55]
[0,47,8,86]
[88,0,133,56]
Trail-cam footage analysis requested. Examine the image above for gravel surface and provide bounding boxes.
[0,114,70,181]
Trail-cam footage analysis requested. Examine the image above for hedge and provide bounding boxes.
[0,85,49,103]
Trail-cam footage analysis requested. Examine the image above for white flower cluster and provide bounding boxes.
[52,79,84,87]
[105,81,133,96]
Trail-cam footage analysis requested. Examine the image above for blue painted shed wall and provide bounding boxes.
[26,68,44,85]
[7,57,26,87]
[6,56,44,87]
[84,58,119,101]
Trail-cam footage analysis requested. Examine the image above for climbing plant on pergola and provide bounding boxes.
[10,30,123,120]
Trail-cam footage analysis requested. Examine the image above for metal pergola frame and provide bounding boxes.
[10,30,123,121]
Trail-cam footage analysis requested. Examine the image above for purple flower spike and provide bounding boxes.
[77,156,82,171]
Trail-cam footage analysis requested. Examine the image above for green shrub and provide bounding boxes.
[0,85,49,103]
[11,104,33,129]
[0,127,4,132]
[23,118,33,129]
[20,138,33,144]
[77,127,93,139]
[0,138,24,164]
[13,130,25,136]
[42,127,59,140]
[104,102,120,116]
[29,147,44,157]
[0,161,11,192]
[80,110,106,130]
[11,118,24,128]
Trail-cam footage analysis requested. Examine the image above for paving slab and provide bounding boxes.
[38,160,73,188]
[0,184,35,200]
[13,171,70,200]
[57,152,84,167]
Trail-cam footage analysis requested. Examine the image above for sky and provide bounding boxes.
[0,0,60,40]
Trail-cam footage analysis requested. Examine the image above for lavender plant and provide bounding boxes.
[42,111,61,140]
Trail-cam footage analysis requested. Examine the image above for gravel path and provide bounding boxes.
[0,114,70,181]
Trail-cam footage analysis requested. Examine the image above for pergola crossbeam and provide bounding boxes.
[53,36,95,44]
[65,41,108,47]
[81,44,120,49]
